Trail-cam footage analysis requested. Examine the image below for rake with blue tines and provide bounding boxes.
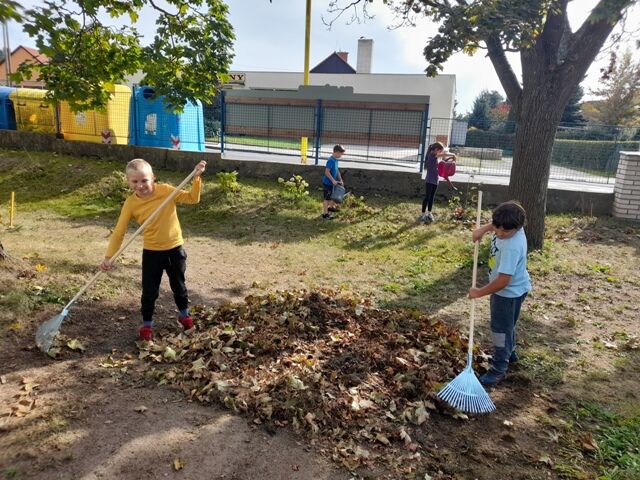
[437,190,495,414]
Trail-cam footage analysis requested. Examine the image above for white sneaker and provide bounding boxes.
[419,213,428,223]
[424,212,434,224]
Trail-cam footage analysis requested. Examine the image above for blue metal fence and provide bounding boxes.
[205,93,429,167]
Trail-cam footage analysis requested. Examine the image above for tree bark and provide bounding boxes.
[508,85,566,250]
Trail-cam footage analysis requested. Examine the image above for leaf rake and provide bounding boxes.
[36,166,201,353]
[437,190,495,414]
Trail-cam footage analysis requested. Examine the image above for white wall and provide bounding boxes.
[237,71,456,121]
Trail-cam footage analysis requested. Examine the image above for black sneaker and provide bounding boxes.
[328,207,340,213]
[321,213,333,220]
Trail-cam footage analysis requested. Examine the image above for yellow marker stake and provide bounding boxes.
[300,0,311,164]
[9,191,15,227]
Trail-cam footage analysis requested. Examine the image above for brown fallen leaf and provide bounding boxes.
[579,432,598,452]
[173,458,185,471]
[134,405,148,413]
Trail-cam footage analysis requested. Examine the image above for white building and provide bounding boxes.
[224,38,456,125]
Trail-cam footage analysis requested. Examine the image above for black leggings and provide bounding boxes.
[141,246,188,321]
[422,182,438,213]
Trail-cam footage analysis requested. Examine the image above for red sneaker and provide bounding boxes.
[138,326,153,341]
[178,315,194,330]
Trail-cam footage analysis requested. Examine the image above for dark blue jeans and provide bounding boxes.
[489,292,527,374]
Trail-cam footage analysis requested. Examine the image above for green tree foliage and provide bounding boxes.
[560,85,586,126]
[468,89,504,129]
[328,0,636,249]
[0,0,21,22]
[11,0,234,112]
[585,50,640,126]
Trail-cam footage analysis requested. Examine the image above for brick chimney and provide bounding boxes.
[336,51,349,63]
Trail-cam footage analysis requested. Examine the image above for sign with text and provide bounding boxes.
[224,73,246,85]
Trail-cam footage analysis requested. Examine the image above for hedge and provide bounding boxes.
[551,139,640,172]
[465,129,515,150]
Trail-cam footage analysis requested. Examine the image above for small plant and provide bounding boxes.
[590,264,611,274]
[216,171,240,194]
[3,467,20,479]
[446,185,478,223]
[278,175,309,201]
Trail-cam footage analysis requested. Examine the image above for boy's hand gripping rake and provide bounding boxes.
[437,190,496,414]
[36,166,201,353]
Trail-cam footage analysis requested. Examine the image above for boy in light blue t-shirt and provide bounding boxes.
[469,201,532,386]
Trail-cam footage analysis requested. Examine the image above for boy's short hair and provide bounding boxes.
[333,144,346,153]
[492,201,527,230]
[126,158,152,175]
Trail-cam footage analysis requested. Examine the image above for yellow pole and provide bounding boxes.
[9,191,15,227]
[300,0,311,164]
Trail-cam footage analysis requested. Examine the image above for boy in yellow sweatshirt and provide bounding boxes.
[100,158,206,341]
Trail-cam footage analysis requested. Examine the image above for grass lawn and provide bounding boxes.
[0,148,639,479]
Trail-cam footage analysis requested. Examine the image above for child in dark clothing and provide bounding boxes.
[420,142,456,223]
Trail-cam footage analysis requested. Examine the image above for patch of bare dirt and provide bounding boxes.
[0,296,349,480]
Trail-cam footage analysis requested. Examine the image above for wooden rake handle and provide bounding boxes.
[467,190,483,359]
[62,166,201,311]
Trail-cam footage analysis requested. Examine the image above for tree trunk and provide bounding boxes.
[508,86,566,250]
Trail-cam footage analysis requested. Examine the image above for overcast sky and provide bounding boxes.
[6,0,640,113]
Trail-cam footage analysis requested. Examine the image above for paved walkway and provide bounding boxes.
[217,148,615,194]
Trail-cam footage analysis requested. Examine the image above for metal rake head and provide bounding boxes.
[35,310,68,353]
[437,367,495,414]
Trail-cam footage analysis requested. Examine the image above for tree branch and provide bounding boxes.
[538,0,569,66]
[486,34,522,109]
[559,0,634,86]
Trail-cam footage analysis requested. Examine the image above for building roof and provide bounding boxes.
[310,52,356,74]
[0,45,49,67]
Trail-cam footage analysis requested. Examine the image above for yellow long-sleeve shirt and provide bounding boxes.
[105,178,201,257]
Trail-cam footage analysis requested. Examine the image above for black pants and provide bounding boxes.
[422,182,438,213]
[141,246,188,321]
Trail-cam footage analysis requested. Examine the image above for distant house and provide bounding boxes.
[0,45,48,88]
[310,51,356,74]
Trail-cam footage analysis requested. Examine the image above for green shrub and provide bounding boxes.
[278,175,309,202]
[551,140,640,172]
[216,171,239,194]
[465,128,515,151]
[556,125,639,141]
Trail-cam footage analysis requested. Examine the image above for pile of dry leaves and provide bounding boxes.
[139,289,488,477]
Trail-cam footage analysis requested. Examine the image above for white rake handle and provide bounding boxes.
[62,166,201,312]
[467,190,483,360]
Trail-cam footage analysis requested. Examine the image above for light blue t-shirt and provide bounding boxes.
[488,227,532,298]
